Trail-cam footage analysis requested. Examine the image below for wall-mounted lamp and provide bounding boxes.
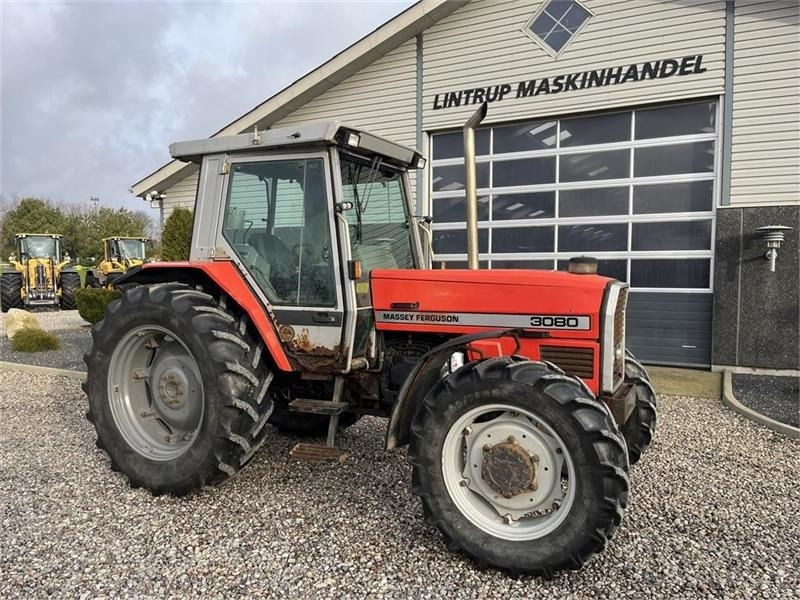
[755,225,793,272]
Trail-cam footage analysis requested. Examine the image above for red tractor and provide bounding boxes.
[84,119,656,576]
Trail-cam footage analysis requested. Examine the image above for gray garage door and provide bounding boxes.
[429,98,718,366]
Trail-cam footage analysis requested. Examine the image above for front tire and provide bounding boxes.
[84,283,275,495]
[60,271,81,309]
[1,272,24,312]
[408,357,629,576]
[622,353,657,465]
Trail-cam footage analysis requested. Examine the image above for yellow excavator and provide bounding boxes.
[0,233,81,311]
[86,236,149,288]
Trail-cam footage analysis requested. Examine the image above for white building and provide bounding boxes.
[131,0,800,370]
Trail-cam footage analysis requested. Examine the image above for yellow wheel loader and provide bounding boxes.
[86,237,149,288]
[0,233,81,311]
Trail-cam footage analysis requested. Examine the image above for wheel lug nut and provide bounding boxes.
[507,435,515,443]
[483,444,491,452]
[460,479,469,487]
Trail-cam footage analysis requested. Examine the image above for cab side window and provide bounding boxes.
[222,158,336,307]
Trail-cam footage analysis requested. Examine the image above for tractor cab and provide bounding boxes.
[105,237,147,265]
[171,123,426,372]
[15,233,63,263]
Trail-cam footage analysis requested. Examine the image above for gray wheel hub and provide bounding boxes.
[109,326,204,461]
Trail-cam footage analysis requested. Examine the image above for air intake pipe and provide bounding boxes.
[463,102,488,270]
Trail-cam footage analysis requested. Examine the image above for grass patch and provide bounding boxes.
[76,287,121,324]
[11,327,61,353]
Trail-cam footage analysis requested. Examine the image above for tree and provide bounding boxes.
[161,208,193,261]
[61,204,152,263]
[1,198,65,257]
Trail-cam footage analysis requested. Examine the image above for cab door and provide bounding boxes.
[216,152,347,369]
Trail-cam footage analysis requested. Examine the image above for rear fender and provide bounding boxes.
[385,329,525,450]
[113,262,293,372]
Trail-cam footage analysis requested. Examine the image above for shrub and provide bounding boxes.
[76,287,121,324]
[161,208,193,261]
[11,327,61,352]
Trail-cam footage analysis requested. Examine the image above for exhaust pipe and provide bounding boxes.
[463,102,488,270]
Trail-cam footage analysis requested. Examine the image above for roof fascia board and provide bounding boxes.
[132,0,467,197]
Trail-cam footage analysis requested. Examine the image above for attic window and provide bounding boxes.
[525,0,592,57]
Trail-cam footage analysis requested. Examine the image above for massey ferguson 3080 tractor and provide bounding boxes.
[85,118,656,575]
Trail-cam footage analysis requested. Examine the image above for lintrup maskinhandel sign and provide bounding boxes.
[431,55,707,110]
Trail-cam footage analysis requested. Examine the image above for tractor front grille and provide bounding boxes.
[540,346,595,380]
[613,287,628,386]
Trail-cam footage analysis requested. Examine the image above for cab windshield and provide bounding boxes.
[339,154,415,273]
[20,236,59,260]
[117,239,146,260]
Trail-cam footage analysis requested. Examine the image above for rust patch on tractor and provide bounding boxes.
[481,438,539,498]
[287,328,339,358]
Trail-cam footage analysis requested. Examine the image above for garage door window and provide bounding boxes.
[429,99,717,292]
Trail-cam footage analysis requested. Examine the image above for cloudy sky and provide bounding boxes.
[0,0,414,218]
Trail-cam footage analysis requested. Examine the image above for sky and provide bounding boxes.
[0,0,414,220]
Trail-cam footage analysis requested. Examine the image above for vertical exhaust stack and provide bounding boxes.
[463,102,488,270]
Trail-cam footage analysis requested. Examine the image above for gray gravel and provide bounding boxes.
[0,310,91,371]
[733,373,800,428]
[1,370,799,599]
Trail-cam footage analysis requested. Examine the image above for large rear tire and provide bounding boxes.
[0,272,24,312]
[408,357,629,576]
[621,353,657,465]
[84,283,275,495]
[60,271,81,310]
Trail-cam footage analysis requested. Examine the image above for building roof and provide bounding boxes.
[131,0,467,198]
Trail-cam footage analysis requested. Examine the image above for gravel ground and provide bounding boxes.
[1,371,799,598]
[0,310,91,371]
[733,374,800,428]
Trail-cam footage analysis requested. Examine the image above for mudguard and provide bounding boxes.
[112,262,294,372]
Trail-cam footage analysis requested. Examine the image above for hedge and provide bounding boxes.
[76,287,121,324]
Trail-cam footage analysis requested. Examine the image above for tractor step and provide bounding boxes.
[288,398,348,415]
[290,443,349,463]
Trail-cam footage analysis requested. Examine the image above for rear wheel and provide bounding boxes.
[84,283,275,495]
[0,272,24,312]
[622,352,657,465]
[408,357,629,576]
[60,271,81,309]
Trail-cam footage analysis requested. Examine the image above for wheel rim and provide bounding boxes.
[442,403,577,541]
[108,325,204,461]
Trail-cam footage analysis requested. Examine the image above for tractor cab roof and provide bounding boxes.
[104,237,148,242]
[16,233,61,239]
[169,122,424,171]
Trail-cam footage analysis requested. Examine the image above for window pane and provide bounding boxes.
[493,157,556,187]
[432,194,490,223]
[492,226,555,253]
[493,120,558,153]
[559,187,628,217]
[545,26,571,52]
[560,112,631,147]
[558,259,627,282]
[635,100,717,139]
[432,129,489,160]
[530,12,557,37]
[492,259,554,270]
[633,181,713,214]
[544,1,572,19]
[437,260,489,269]
[561,3,591,31]
[558,223,628,252]
[432,162,490,192]
[492,192,555,220]
[630,259,710,288]
[433,229,488,254]
[632,221,712,251]
[634,141,714,177]
[560,149,629,182]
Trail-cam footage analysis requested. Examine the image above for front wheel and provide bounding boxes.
[60,271,81,309]
[0,272,24,312]
[84,283,275,495]
[409,357,629,576]
[622,353,657,465]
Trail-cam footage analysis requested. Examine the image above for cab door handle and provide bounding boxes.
[312,313,337,324]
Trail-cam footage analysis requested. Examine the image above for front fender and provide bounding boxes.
[385,329,524,450]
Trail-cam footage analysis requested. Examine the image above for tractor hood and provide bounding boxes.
[370,268,615,340]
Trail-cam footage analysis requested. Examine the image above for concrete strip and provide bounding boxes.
[0,361,85,381]
[713,364,800,377]
[721,370,800,439]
